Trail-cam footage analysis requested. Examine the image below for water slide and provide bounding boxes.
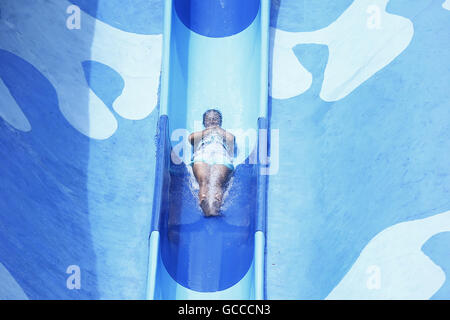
[146,0,270,299]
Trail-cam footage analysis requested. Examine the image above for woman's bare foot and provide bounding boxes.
[200,198,212,216]
[210,200,221,216]
[207,191,223,216]
[198,192,207,203]
[199,195,222,217]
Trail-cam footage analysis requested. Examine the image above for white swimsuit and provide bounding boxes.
[191,132,234,170]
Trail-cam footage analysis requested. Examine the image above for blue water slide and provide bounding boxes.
[146,0,270,299]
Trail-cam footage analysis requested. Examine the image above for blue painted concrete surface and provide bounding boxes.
[0,0,160,299]
[266,0,450,299]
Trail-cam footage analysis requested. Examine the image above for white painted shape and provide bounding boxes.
[327,210,450,300]
[0,79,31,132]
[443,0,450,10]
[0,0,162,139]
[270,0,414,102]
[270,29,312,99]
[318,0,413,101]
[88,17,162,121]
[0,262,29,300]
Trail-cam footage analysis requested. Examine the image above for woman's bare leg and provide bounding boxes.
[193,162,232,216]
[193,162,212,215]
[208,164,232,216]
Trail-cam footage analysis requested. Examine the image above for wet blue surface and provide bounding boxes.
[174,0,260,37]
[160,161,256,292]
[155,0,266,297]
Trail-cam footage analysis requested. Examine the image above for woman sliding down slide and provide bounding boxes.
[189,109,235,216]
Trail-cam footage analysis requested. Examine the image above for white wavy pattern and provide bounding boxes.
[327,210,450,300]
[443,0,450,10]
[270,0,414,101]
[0,0,416,136]
[0,79,31,132]
[0,0,161,139]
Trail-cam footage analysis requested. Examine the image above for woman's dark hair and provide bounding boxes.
[203,109,222,127]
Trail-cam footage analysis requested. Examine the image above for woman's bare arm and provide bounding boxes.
[210,127,234,154]
[225,131,235,156]
[190,127,234,154]
[189,131,203,145]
